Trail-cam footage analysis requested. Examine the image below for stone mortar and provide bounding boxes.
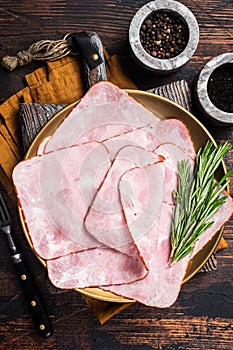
[196,52,233,126]
[129,0,199,73]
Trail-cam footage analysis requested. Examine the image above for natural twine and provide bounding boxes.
[2,39,72,71]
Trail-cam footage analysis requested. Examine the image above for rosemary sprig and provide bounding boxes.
[170,140,232,266]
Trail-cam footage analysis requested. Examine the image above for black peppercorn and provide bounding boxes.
[140,10,189,59]
[141,24,146,31]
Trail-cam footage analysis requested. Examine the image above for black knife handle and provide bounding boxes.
[11,253,53,339]
[70,31,107,89]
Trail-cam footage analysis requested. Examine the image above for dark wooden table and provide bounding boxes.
[0,1,233,349]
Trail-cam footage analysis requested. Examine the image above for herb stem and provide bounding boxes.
[169,140,232,266]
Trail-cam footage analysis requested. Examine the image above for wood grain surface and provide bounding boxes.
[0,0,233,349]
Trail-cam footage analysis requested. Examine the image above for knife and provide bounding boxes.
[68,31,107,89]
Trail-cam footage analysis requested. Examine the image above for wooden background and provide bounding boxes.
[0,0,233,349]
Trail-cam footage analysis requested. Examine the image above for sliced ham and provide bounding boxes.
[102,118,195,160]
[46,247,148,289]
[85,145,164,258]
[103,127,194,204]
[37,137,51,155]
[102,187,233,308]
[155,142,194,167]
[191,193,233,258]
[14,141,149,284]
[148,119,196,160]
[44,81,160,153]
[13,157,81,260]
[103,126,159,159]
[76,80,140,110]
[118,163,165,269]
[39,142,112,245]
[102,202,189,307]
[13,80,232,307]
[13,142,112,258]
[155,143,194,204]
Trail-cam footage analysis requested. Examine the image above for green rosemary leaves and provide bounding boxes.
[170,140,232,266]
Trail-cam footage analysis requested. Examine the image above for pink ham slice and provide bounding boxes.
[13,156,82,260]
[118,163,165,269]
[191,193,233,258]
[46,156,166,290]
[39,121,194,209]
[101,118,196,161]
[12,142,112,259]
[103,126,158,159]
[44,81,160,153]
[85,145,164,258]
[155,143,194,204]
[39,142,112,245]
[37,137,51,156]
[103,126,195,204]
[102,202,186,307]
[46,247,148,289]
[148,119,196,160]
[103,190,233,307]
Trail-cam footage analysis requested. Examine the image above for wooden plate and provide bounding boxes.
[20,90,226,303]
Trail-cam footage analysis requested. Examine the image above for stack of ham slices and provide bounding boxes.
[13,82,233,308]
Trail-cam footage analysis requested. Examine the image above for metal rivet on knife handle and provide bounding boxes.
[69,31,107,89]
[91,53,99,62]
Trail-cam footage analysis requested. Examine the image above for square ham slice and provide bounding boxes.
[44,81,160,153]
[102,119,196,159]
[38,141,112,245]
[118,163,166,269]
[84,145,165,258]
[103,125,195,204]
[12,142,112,259]
[46,247,148,289]
[13,141,149,286]
[103,189,233,307]
[102,202,184,307]
[84,120,196,259]
[13,156,80,260]
[191,194,233,259]
[148,119,196,160]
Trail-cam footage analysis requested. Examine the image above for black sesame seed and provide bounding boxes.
[207,63,233,113]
